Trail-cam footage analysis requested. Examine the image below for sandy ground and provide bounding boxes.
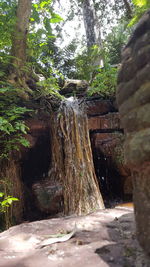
[0,206,149,267]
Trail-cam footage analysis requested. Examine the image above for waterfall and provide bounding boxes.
[49,97,104,215]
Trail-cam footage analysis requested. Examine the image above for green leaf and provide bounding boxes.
[18,137,30,147]
[30,18,35,22]
[40,1,48,8]
[132,0,147,7]
[9,197,19,201]
[128,14,139,27]
[50,13,63,23]
[0,87,10,93]
[39,42,47,47]
[0,192,4,198]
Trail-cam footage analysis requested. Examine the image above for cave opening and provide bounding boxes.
[92,147,124,206]
[21,128,51,221]
[90,132,132,207]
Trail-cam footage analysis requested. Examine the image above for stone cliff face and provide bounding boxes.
[117,10,150,255]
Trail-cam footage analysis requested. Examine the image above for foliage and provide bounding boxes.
[0,1,63,95]
[0,84,31,159]
[28,1,63,69]
[0,192,18,213]
[88,63,117,98]
[0,178,19,229]
[128,0,150,26]
[0,0,63,53]
[0,0,16,51]
[34,75,63,99]
[75,45,103,81]
[56,40,79,79]
[105,22,132,65]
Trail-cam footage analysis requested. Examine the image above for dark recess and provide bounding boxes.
[21,130,51,221]
[90,133,125,207]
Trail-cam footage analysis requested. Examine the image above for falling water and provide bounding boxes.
[49,97,104,215]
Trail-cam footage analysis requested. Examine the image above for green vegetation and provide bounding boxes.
[0,85,31,159]
[0,179,19,229]
[128,0,150,26]
[88,63,117,98]
[0,192,18,213]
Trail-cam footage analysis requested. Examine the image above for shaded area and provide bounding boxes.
[87,98,132,206]
[91,146,124,204]
[94,212,148,267]
[21,134,51,187]
[90,131,132,206]
[21,124,51,221]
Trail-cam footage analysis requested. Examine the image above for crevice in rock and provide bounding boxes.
[90,129,124,134]
[88,111,118,117]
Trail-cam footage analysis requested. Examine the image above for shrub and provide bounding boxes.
[88,64,117,98]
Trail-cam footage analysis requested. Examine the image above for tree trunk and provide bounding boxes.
[11,0,32,80]
[82,0,96,48]
[49,99,104,215]
[82,0,103,68]
[122,0,132,19]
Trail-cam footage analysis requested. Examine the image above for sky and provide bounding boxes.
[53,0,86,51]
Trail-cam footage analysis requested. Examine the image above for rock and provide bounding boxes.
[88,113,121,131]
[26,119,49,136]
[32,179,63,214]
[123,176,133,196]
[0,207,149,267]
[60,79,88,97]
[117,9,150,255]
[86,99,116,116]
[90,132,131,200]
[86,98,131,200]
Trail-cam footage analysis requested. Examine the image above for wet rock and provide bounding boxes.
[32,180,63,214]
[86,99,131,201]
[117,9,150,255]
[90,132,132,200]
[86,99,116,116]
[88,112,121,131]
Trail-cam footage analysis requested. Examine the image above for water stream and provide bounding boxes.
[49,97,104,215]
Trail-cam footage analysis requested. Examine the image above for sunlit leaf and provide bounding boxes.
[50,13,63,23]
[0,192,4,198]
[132,0,147,7]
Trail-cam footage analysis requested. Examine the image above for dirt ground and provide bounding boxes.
[0,206,149,267]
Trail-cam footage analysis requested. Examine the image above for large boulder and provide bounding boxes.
[117,10,150,255]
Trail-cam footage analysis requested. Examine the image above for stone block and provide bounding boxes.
[88,113,120,131]
[86,99,115,116]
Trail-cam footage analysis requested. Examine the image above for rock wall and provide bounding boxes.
[0,95,133,226]
[86,98,132,204]
[117,10,150,255]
